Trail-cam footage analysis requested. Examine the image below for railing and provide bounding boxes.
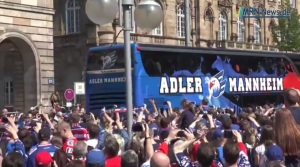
[215,40,279,52]
[88,91,126,111]
[129,34,185,46]
[54,33,279,52]
[130,34,278,51]
[54,34,80,47]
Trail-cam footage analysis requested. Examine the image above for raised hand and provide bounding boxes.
[149,99,155,104]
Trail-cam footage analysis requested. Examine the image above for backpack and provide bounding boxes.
[168,142,179,167]
[247,147,255,166]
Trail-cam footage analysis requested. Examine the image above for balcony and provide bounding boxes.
[54,34,80,47]
[129,34,278,52]
[215,40,278,52]
[129,33,186,46]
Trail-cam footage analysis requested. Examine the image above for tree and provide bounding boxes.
[271,0,300,52]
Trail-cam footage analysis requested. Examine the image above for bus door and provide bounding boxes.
[224,93,283,107]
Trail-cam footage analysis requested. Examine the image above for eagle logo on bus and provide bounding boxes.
[208,70,226,98]
[101,50,117,69]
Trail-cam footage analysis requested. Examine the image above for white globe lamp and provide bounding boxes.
[85,0,119,25]
[134,0,164,31]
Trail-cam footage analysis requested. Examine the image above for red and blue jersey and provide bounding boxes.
[27,143,58,167]
[71,124,89,141]
[62,137,78,159]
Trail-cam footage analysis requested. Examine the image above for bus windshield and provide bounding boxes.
[287,55,300,74]
[87,49,125,71]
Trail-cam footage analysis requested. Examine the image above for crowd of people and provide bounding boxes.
[0,88,300,167]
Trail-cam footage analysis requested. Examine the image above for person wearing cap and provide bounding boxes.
[86,149,105,167]
[211,128,227,165]
[35,151,55,167]
[265,144,285,166]
[211,129,248,166]
[27,127,58,167]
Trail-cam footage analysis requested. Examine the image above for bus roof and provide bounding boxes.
[89,43,300,58]
[138,44,300,58]
[89,43,300,76]
[88,43,130,52]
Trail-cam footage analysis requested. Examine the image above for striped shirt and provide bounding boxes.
[71,124,89,141]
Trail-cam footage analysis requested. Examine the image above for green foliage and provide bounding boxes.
[271,0,300,51]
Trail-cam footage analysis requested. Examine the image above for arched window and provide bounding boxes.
[205,9,214,39]
[152,0,163,36]
[269,20,281,42]
[254,19,261,43]
[65,0,81,34]
[4,77,13,106]
[219,12,227,40]
[205,9,213,20]
[290,0,296,8]
[269,19,276,31]
[152,23,163,36]
[237,18,244,42]
[177,5,185,38]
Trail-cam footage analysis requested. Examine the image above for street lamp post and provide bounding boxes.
[122,0,134,140]
[184,0,191,46]
[86,0,163,139]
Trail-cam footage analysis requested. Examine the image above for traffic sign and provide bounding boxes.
[64,89,75,101]
[74,82,85,95]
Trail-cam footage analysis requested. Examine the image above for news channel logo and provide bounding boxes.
[238,6,291,18]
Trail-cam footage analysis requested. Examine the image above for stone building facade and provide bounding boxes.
[0,0,54,111]
[53,0,296,103]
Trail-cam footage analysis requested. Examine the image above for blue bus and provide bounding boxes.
[85,43,300,112]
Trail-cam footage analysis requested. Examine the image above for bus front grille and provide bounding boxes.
[88,92,126,110]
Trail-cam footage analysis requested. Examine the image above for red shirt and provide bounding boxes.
[71,124,89,141]
[105,156,121,167]
[190,141,200,161]
[62,137,78,159]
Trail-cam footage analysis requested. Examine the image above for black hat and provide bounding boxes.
[29,120,37,127]
[38,127,51,140]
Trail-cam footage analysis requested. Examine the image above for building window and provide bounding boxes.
[237,18,244,42]
[65,0,81,34]
[269,20,281,42]
[177,5,185,38]
[219,12,227,40]
[152,23,163,36]
[128,6,136,33]
[290,0,296,8]
[4,80,13,106]
[254,19,261,43]
[274,30,281,42]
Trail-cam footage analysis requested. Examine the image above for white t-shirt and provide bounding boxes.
[86,139,98,148]
[255,144,267,167]
[140,160,150,167]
